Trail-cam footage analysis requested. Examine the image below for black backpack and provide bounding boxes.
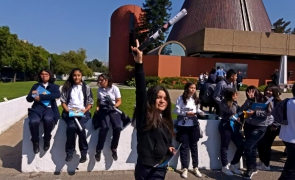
[202,83,216,104]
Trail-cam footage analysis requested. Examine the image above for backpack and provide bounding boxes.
[272,98,289,125]
[202,83,216,104]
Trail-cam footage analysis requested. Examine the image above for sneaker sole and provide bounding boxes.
[244,171,258,179]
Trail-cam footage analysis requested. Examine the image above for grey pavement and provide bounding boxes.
[0,89,291,179]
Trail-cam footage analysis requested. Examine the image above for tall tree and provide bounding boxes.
[273,18,292,34]
[136,0,172,54]
[86,59,108,73]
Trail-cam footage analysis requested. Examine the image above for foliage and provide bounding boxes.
[125,76,198,89]
[86,59,108,73]
[258,85,268,92]
[136,0,172,54]
[239,84,248,91]
[125,65,135,72]
[273,18,293,34]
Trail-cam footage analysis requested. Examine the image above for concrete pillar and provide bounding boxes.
[279,55,288,85]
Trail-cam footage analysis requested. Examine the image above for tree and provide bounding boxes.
[136,0,172,54]
[85,59,108,73]
[291,28,295,35]
[55,48,93,76]
[273,18,292,34]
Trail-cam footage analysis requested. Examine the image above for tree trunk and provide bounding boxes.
[14,73,16,82]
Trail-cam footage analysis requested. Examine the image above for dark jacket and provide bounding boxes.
[272,98,290,125]
[135,63,173,167]
[271,72,279,85]
[237,74,243,83]
[26,82,61,123]
[213,79,235,104]
[219,100,240,121]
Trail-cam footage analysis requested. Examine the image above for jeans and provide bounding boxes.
[177,125,199,169]
[28,108,55,143]
[279,141,295,180]
[244,123,267,170]
[219,121,244,167]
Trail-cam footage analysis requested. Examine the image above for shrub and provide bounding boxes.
[126,78,136,87]
[239,84,248,91]
[145,76,160,87]
[258,85,268,92]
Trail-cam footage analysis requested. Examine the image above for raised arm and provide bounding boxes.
[131,40,147,128]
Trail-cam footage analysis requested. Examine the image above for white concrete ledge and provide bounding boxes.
[22,118,241,173]
[0,96,32,135]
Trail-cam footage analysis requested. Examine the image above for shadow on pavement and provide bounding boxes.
[0,140,22,172]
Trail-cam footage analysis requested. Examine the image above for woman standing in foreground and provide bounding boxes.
[131,40,176,180]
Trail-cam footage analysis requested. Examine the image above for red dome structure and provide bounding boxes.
[167,0,272,41]
[109,5,141,83]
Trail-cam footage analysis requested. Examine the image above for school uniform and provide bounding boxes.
[241,98,274,178]
[96,85,122,152]
[134,62,173,180]
[218,100,244,167]
[60,82,94,157]
[26,82,60,145]
[174,95,202,169]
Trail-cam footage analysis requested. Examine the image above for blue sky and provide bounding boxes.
[0,0,293,62]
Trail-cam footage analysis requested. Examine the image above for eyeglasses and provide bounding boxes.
[41,73,49,76]
[98,79,105,82]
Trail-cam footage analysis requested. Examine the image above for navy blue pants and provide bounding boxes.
[96,109,122,152]
[279,141,295,180]
[28,108,55,143]
[177,125,199,169]
[219,121,244,167]
[244,123,267,171]
[135,161,167,180]
[62,111,89,156]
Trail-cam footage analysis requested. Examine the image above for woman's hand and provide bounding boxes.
[186,111,195,117]
[246,110,255,116]
[34,96,40,102]
[131,39,143,64]
[32,90,38,94]
[169,147,176,155]
[247,89,255,99]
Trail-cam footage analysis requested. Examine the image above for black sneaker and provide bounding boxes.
[243,169,258,179]
[33,142,39,154]
[65,154,73,162]
[79,154,87,163]
[111,148,118,161]
[43,141,50,151]
[95,151,101,162]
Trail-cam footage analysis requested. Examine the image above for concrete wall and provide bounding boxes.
[0,96,32,135]
[22,118,241,173]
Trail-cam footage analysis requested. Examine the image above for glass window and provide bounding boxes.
[160,43,186,56]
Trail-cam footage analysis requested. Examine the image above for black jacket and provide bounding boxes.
[26,82,61,123]
[134,63,173,167]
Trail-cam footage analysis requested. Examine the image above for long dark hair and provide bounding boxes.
[264,84,282,103]
[62,68,83,93]
[97,73,113,88]
[145,85,174,137]
[245,86,271,112]
[38,69,55,83]
[182,82,199,105]
[224,88,237,108]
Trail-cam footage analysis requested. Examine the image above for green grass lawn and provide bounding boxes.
[0,81,65,102]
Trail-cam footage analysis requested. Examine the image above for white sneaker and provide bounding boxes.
[181,168,188,179]
[222,164,234,176]
[194,167,202,177]
[229,164,242,175]
[256,163,270,171]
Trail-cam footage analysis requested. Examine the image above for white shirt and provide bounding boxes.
[97,85,121,106]
[43,82,48,88]
[68,85,85,110]
[174,95,203,126]
[279,98,295,144]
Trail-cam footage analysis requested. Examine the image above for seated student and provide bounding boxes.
[174,82,203,178]
[60,68,94,163]
[131,40,176,180]
[241,86,274,179]
[218,88,243,176]
[26,69,60,154]
[95,73,122,161]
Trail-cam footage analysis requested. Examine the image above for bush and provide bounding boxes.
[145,76,160,88]
[126,78,136,87]
[239,84,248,91]
[258,85,268,92]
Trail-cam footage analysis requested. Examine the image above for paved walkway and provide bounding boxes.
[0,89,291,179]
